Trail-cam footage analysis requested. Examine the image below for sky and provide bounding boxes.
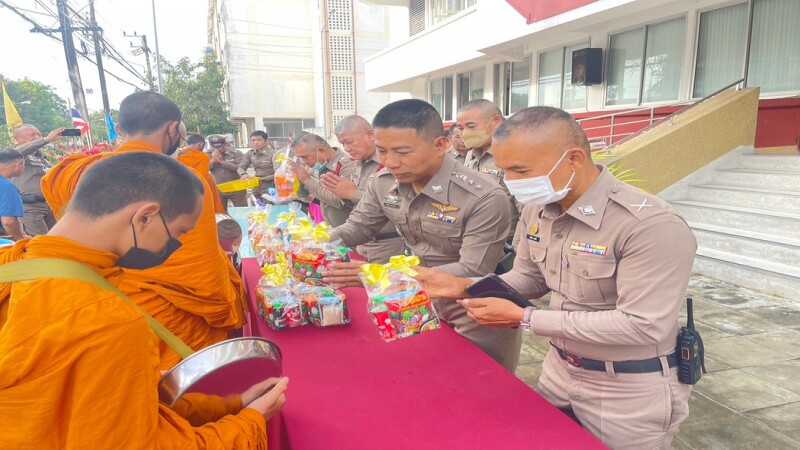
[0,0,208,114]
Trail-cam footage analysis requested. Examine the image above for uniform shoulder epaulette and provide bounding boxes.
[448,166,500,199]
[608,180,671,221]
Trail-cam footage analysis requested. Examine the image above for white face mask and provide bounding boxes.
[504,149,575,206]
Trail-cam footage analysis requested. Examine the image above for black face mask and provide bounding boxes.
[165,130,181,156]
[117,212,182,270]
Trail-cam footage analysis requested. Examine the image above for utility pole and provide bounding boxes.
[89,0,110,119]
[151,0,163,93]
[124,31,155,90]
[55,0,90,130]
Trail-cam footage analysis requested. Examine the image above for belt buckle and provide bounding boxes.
[564,353,582,368]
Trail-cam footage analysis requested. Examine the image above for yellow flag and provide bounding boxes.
[2,82,23,138]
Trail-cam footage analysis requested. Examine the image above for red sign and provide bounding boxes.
[505,0,596,24]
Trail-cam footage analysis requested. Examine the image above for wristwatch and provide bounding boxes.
[519,306,535,331]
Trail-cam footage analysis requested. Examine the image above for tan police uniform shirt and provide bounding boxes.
[210,149,244,184]
[501,166,697,362]
[447,148,467,166]
[298,148,356,227]
[238,147,278,184]
[464,146,522,241]
[349,152,404,263]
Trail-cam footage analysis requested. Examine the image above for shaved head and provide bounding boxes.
[458,99,502,119]
[334,115,371,135]
[494,106,591,158]
[12,124,42,145]
[118,91,182,135]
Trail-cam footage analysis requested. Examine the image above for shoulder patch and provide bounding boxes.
[608,181,671,221]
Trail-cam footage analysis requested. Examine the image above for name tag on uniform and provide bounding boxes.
[570,241,607,256]
[480,167,501,177]
[526,234,541,242]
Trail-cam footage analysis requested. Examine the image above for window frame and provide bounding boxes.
[536,40,589,111]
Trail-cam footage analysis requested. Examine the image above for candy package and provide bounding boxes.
[256,256,303,329]
[296,284,350,327]
[359,256,440,342]
[288,219,349,285]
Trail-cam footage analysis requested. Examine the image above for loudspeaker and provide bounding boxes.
[571,48,602,86]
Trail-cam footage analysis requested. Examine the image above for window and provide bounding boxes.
[494,57,532,115]
[430,76,454,120]
[457,68,485,108]
[747,0,800,94]
[264,119,315,140]
[537,43,588,110]
[606,18,686,106]
[693,3,748,98]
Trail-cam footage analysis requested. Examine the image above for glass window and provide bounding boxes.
[457,72,470,108]
[510,56,531,114]
[430,76,454,120]
[642,18,685,102]
[457,68,485,108]
[747,0,800,93]
[693,3,748,98]
[538,49,563,107]
[494,62,509,114]
[606,28,644,106]
[562,43,589,110]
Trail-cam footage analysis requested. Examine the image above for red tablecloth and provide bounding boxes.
[241,258,604,449]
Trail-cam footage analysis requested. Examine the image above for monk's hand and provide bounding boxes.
[45,128,66,143]
[319,173,357,200]
[413,267,472,300]
[240,377,282,406]
[322,261,364,288]
[246,377,288,421]
[457,298,523,328]
[287,160,310,183]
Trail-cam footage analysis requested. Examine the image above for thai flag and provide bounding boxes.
[71,108,89,134]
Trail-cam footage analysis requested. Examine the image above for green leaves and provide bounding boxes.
[0,75,70,147]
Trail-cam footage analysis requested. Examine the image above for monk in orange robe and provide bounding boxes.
[178,133,225,214]
[38,91,246,369]
[0,153,287,449]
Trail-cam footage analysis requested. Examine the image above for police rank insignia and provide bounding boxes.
[431,202,459,213]
[578,205,596,216]
[480,167,502,177]
[526,222,540,242]
[570,242,608,256]
[427,211,457,224]
[383,190,400,208]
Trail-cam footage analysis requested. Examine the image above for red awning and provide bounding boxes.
[505,0,596,24]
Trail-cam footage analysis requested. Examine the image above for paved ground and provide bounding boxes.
[514,274,800,449]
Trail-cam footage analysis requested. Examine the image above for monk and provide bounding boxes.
[38,91,246,369]
[0,152,287,449]
[178,132,225,213]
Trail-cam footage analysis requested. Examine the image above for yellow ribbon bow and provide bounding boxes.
[288,217,314,240]
[277,211,297,226]
[275,153,287,164]
[248,210,267,225]
[387,255,420,277]
[261,260,291,286]
[311,222,330,243]
[360,263,390,291]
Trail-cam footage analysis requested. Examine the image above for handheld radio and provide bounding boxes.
[677,297,706,384]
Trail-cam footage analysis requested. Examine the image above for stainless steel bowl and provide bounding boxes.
[158,337,282,406]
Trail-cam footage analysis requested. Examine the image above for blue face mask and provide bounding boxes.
[313,162,326,171]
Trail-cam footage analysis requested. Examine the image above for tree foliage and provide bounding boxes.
[162,51,235,136]
[88,109,119,142]
[0,75,70,147]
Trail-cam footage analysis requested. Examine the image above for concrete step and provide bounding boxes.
[711,169,800,192]
[686,184,800,214]
[694,247,800,299]
[671,201,800,240]
[736,153,800,172]
[687,221,800,266]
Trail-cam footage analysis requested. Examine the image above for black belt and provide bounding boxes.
[551,343,679,374]
[21,194,46,204]
[375,232,400,241]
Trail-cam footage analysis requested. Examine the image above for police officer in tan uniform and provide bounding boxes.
[325,99,520,371]
[457,99,522,244]
[238,130,277,198]
[446,124,468,165]
[417,107,695,449]
[288,133,356,227]
[313,115,406,263]
[208,135,247,211]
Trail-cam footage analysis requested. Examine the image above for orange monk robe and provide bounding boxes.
[40,141,247,369]
[178,146,225,214]
[0,236,267,449]
[0,239,27,328]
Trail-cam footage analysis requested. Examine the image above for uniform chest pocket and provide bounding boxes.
[386,213,413,244]
[420,219,461,254]
[565,255,617,306]
[255,159,272,169]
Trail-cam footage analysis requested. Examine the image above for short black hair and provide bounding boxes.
[334,115,371,135]
[250,130,269,140]
[372,99,444,140]
[447,123,458,136]
[291,132,330,150]
[118,91,182,135]
[494,106,591,157]
[0,149,24,164]
[186,134,205,146]
[68,152,204,221]
[458,99,502,118]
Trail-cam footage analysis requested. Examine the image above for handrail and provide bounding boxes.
[602,78,745,152]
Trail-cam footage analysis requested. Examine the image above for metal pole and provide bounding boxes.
[57,0,90,138]
[89,0,110,122]
[151,0,163,93]
[141,35,155,91]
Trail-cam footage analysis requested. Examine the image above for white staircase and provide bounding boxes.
[668,151,800,298]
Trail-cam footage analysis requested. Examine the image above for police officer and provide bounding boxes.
[208,135,246,211]
[416,106,695,449]
[326,99,520,371]
[457,99,522,244]
[315,115,405,263]
[239,130,277,198]
[288,133,356,227]
[446,124,468,165]
[11,124,65,235]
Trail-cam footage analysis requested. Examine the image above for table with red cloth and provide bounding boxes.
[240,257,604,449]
